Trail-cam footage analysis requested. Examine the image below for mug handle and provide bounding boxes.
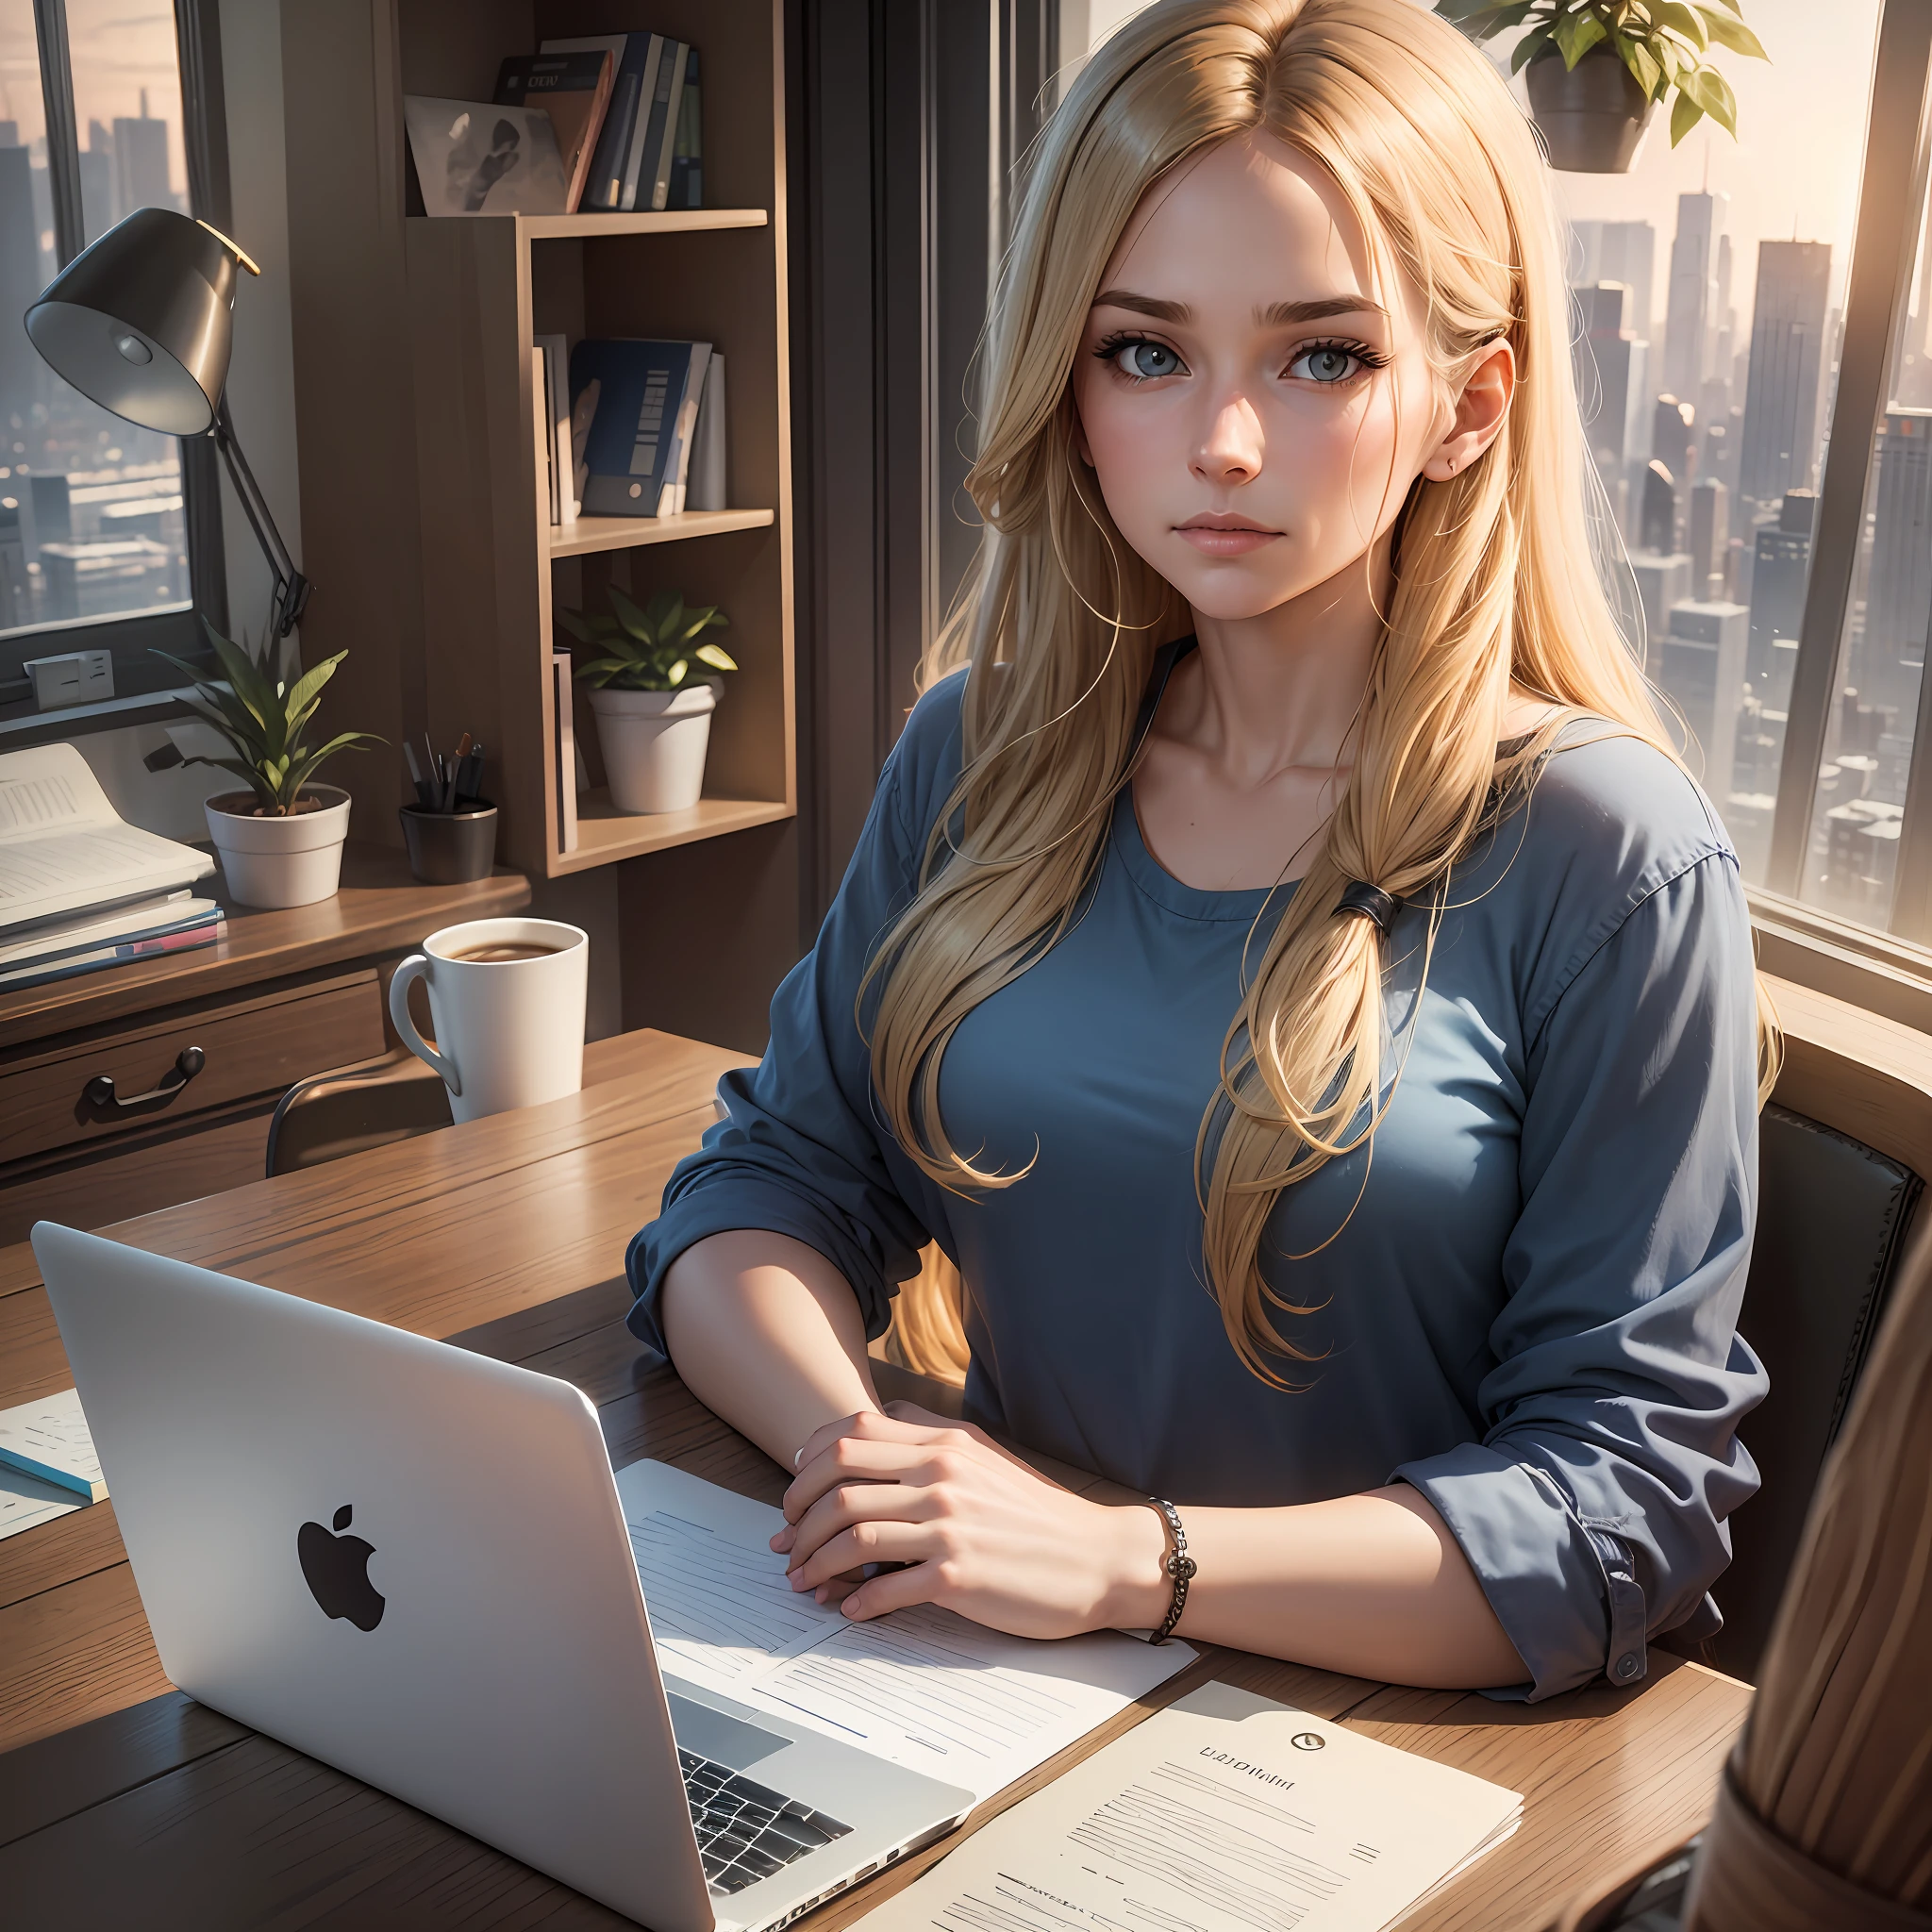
[388,953,462,1097]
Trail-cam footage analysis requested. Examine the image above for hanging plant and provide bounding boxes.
[1438,1,1768,158]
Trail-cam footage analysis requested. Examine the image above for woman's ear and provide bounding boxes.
[1421,339,1516,482]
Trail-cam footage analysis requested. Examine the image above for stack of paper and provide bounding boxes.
[0,1387,106,1543]
[853,1682,1522,1932]
[615,1459,1198,1807]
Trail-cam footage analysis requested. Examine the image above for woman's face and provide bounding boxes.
[1069,132,1454,625]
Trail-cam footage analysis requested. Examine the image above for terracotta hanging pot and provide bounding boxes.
[1524,48,1657,174]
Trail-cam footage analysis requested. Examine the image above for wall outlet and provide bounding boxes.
[22,649,114,710]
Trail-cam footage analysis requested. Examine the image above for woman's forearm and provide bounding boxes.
[1137,1485,1526,1689]
[658,1230,884,1469]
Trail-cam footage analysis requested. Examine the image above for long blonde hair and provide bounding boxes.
[861,0,1780,1385]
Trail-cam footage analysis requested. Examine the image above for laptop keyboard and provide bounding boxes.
[680,1748,854,1896]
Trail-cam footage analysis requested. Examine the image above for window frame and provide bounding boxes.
[0,0,229,708]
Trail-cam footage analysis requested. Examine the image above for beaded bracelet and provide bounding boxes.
[1144,1496,1195,1644]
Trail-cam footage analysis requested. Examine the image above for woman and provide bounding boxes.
[628,0,1774,1702]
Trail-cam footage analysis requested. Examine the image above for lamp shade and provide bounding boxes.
[25,208,255,437]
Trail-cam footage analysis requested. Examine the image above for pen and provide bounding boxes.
[403,741,434,809]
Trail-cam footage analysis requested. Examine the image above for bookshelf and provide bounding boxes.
[293,0,796,884]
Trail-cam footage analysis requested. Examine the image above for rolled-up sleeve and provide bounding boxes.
[625,696,950,1361]
[1395,851,1767,1701]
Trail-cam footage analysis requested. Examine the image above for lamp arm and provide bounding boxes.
[209,394,312,639]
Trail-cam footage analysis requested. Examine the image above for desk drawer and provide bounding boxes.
[0,972,387,1164]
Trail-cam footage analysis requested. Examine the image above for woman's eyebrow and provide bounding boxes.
[1091,290,1390,326]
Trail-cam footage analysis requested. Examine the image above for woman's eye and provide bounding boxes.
[1291,344,1366,385]
[1113,339,1183,380]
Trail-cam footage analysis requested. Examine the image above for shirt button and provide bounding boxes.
[1614,1653,1641,1681]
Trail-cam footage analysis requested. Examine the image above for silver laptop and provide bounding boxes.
[31,1223,972,1930]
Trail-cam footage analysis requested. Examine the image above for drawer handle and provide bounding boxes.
[83,1046,207,1111]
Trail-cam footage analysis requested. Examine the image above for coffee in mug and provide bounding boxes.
[388,917,588,1123]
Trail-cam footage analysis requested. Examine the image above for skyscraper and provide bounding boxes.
[112,91,173,220]
[0,136,40,425]
[1862,408,1932,724]
[1746,488,1817,698]
[1664,192,1725,401]
[1571,220,1657,341]
[1690,476,1728,596]
[1739,241,1831,509]
[1572,281,1649,472]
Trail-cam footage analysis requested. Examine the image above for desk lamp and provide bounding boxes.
[24,206,311,639]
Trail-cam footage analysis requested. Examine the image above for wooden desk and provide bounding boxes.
[0,841,528,1245]
[0,1030,1752,1930]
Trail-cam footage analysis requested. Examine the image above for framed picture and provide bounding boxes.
[404,96,570,216]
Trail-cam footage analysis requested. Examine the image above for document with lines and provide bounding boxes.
[850,1682,1521,1932]
[612,1458,1196,1805]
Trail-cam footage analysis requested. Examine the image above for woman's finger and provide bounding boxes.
[837,1558,944,1622]
[790,1519,945,1594]
[784,1475,941,1573]
[781,1432,959,1522]
[791,1407,957,1475]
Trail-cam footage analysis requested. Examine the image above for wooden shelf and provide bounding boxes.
[555,794,792,874]
[547,508,775,559]
[517,208,769,242]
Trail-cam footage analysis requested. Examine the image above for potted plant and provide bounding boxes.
[1437,0,1766,174]
[558,587,738,814]
[155,623,382,908]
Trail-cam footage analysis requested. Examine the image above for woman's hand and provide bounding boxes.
[771,1403,1170,1638]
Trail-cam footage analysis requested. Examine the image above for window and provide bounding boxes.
[0,0,223,711]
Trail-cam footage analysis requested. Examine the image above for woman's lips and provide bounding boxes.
[1175,524,1280,556]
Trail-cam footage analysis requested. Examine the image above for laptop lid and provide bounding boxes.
[32,1222,715,1932]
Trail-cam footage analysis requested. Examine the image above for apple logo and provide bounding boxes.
[297,1503,386,1631]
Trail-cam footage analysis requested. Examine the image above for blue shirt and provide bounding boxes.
[629,650,1766,1702]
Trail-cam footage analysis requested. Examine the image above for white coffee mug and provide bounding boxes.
[388,917,589,1124]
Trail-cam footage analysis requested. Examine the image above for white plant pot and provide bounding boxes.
[205,785,351,908]
[589,681,718,814]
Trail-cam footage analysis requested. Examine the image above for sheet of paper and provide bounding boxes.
[0,1386,108,1502]
[615,1458,1196,1804]
[852,1682,1521,1932]
[0,1463,83,1541]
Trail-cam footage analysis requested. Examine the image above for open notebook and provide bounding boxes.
[853,1680,1522,1932]
[0,741,214,934]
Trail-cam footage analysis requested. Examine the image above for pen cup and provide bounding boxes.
[400,800,498,885]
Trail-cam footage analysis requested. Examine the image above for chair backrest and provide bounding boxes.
[1713,975,1932,1681]
[265,1048,453,1178]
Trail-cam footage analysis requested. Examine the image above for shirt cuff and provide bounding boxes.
[625,1173,897,1363]
[1392,1439,1643,1702]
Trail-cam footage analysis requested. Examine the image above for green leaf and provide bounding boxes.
[1684,61,1737,132]
[608,583,655,644]
[1670,85,1706,143]
[1512,24,1557,72]
[199,621,278,733]
[677,604,724,641]
[667,658,689,686]
[1696,8,1766,57]
[1553,11,1607,65]
[693,642,738,672]
[1614,32,1663,96]
[1652,1,1707,46]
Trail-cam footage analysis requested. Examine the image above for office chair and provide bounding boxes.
[265,1047,454,1177]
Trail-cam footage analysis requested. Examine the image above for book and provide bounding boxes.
[0,916,224,993]
[541,32,633,211]
[0,1388,106,1504]
[403,96,570,215]
[851,1680,1522,1932]
[0,742,214,935]
[0,888,201,967]
[570,339,712,518]
[534,344,558,525]
[493,50,614,214]
[644,39,688,211]
[537,334,578,522]
[545,32,666,213]
[667,46,702,209]
[625,36,678,211]
[553,649,578,855]
[687,353,726,512]
[569,379,599,510]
